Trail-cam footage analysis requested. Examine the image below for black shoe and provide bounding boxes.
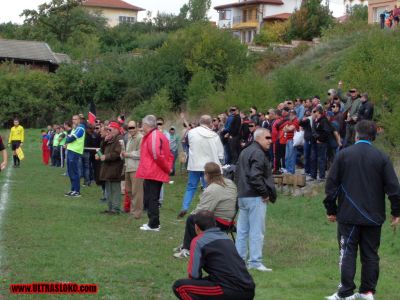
[177,210,187,218]
[64,191,74,197]
[100,210,111,214]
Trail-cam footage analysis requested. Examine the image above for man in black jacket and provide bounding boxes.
[324,120,400,300]
[235,128,277,272]
[172,210,255,300]
[358,93,374,121]
[310,105,334,181]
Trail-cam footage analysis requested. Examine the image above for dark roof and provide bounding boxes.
[263,12,291,20]
[214,0,283,10]
[0,39,70,64]
[82,0,145,11]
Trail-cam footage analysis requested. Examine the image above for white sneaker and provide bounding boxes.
[173,249,190,258]
[248,264,272,272]
[356,292,374,300]
[325,292,357,300]
[139,224,160,232]
[173,244,183,252]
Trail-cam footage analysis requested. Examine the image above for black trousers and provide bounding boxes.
[143,179,163,229]
[229,136,241,164]
[183,215,230,250]
[337,223,381,298]
[173,279,254,300]
[273,142,286,171]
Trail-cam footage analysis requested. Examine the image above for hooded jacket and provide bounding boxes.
[187,125,224,171]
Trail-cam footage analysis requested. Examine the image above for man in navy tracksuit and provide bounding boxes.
[324,120,400,300]
[172,211,255,300]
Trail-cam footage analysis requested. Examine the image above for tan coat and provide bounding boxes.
[124,133,143,173]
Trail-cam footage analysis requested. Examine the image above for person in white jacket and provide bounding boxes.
[177,115,224,218]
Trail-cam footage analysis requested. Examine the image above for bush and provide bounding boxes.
[254,21,290,46]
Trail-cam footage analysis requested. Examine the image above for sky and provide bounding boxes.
[0,0,346,25]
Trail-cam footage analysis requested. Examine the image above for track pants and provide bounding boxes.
[337,223,381,298]
[173,279,254,300]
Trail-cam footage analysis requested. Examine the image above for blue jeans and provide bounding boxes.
[181,171,206,211]
[285,140,296,174]
[67,151,82,193]
[310,142,327,179]
[236,197,267,267]
[303,140,312,174]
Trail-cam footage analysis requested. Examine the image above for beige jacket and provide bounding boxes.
[124,133,143,173]
[192,179,237,222]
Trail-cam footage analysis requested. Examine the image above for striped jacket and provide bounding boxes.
[188,228,255,291]
[136,128,173,183]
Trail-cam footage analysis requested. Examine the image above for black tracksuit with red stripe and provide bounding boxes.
[173,227,255,300]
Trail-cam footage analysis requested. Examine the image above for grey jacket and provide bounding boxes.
[124,133,143,172]
[192,179,237,222]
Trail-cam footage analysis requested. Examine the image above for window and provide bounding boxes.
[119,16,136,24]
[219,10,232,20]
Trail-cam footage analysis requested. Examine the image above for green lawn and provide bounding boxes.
[0,129,399,299]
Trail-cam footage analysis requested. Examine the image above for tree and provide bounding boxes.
[286,0,334,41]
[188,0,211,21]
[346,4,368,22]
[21,0,105,44]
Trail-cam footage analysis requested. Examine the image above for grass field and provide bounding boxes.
[0,129,399,300]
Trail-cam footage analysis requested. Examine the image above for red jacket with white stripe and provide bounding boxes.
[136,128,173,183]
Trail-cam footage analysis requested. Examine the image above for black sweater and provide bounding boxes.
[324,142,400,225]
[189,228,255,291]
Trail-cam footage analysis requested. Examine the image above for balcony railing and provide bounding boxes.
[232,15,259,25]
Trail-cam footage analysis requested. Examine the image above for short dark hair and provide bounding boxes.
[64,121,72,127]
[251,106,257,111]
[356,120,377,141]
[315,105,324,114]
[157,117,164,123]
[193,210,216,231]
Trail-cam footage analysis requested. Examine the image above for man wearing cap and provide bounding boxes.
[98,121,124,214]
[64,115,86,197]
[122,121,143,218]
[136,115,174,231]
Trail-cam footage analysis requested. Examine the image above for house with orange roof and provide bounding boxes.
[82,0,145,27]
[214,0,300,44]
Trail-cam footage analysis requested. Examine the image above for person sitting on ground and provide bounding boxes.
[172,210,255,300]
[174,162,237,258]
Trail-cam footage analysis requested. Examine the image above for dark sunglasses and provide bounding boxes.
[157,123,163,126]
[170,128,175,131]
[265,136,272,140]
[95,127,100,130]
[248,125,255,128]
[312,111,317,113]
[287,102,293,105]
[128,126,136,130]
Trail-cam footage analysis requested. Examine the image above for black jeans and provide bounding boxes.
[310,142,327,179]
[273,142,286,171]
[337,223,381,298]
[229,136,241,164]
[173,278,254,300]
[143,179,163,229]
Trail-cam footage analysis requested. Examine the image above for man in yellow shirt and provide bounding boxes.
[8,119,24,168]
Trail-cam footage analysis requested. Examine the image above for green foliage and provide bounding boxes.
[188,0,212,21]
[347,4,368,22]
[286,0,334,41]
[254,22,290,46]
[186,69,216,111]
[130,89,174,120]
[21,0,106,44]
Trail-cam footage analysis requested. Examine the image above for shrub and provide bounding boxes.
[254,21,290,46]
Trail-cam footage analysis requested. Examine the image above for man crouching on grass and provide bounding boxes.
[172,210,255,300]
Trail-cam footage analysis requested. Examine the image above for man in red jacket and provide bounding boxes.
[136,115,174,232]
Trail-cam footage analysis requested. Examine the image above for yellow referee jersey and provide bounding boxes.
[8,125,24,143]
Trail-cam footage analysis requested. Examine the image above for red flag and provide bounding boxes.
[88,101,96,125]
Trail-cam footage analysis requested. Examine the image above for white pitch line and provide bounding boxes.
[0,166,12,266]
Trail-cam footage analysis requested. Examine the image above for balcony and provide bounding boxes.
[232,15,260,29]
